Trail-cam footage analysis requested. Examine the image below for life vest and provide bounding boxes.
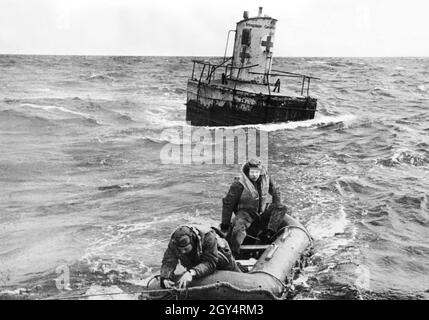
[236,164,270,218]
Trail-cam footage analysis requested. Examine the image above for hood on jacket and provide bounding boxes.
[240,159,268,198]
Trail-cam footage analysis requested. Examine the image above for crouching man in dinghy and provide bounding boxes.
[160,225,240,289]
[220,158,289,257]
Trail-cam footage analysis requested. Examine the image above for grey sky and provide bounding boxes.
[0,0,428,56]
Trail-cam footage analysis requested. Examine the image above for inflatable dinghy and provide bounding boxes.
[144,214,312,300]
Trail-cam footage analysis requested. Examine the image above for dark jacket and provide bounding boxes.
[160,225,220,280]
[221,167,281,226]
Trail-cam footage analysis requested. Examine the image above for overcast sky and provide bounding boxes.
[0,0,428,56]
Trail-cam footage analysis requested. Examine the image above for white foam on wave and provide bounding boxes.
[20,103,92,119]
[307,205,349,240]
[150,115,358,149]
[308,60,328,65]
[84,285,138,300]
[280,204,359,295]
[0,288,29,296]
[83,213,218,257]
[389,148,427,166]
[306,204,359,256]
[206,114,357,132]
[141,104,358,135]
[146,112,187,130]
[86,73,115,81]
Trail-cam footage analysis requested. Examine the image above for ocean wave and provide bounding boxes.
[333,176,381,196]
[3,98,20,104]
[98,183,134,191]
[370,87,396,98]
[365,204,391,220]
[119,113,134,121]
[20,103,91,118]
[106,71,132,78]
[376,149,429,167]
[83,285,138,300]
[0,57,17,67]
[173,87,186,94]
[308,60,328,65]
[0,109,54,126]
[85,73,115,82]
[306,205,350,240]
[304,205,359,273]
[394,194,428,211]
[14,103,102,126]
[114,127,178,145]
[52,79,83,86]
[326,61,347,68]
[116,127,152,136]
[84,70,133,82]
[404,244,429,257]
[76,155,128,168]
[362,289,429,300]
[142,135,171,145]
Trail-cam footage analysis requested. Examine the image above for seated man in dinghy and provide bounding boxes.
[160,225,240,289]
[220,158,288,257]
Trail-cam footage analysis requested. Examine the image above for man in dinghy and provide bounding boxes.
[160,225,240,289]
[220,158,289,257]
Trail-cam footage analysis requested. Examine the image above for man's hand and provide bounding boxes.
[177,271,193,289]
[161,279,175,289]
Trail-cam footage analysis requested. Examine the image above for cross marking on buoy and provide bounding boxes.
[261,36,273,52]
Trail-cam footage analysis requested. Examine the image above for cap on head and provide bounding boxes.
[171,226,193,248]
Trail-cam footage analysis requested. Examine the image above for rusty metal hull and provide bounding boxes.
[146,214,311,300]
[186,80,317,126]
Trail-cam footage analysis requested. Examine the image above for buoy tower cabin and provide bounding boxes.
[185,7,319,126]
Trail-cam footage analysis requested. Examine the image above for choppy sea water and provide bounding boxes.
[0,55,428,300]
